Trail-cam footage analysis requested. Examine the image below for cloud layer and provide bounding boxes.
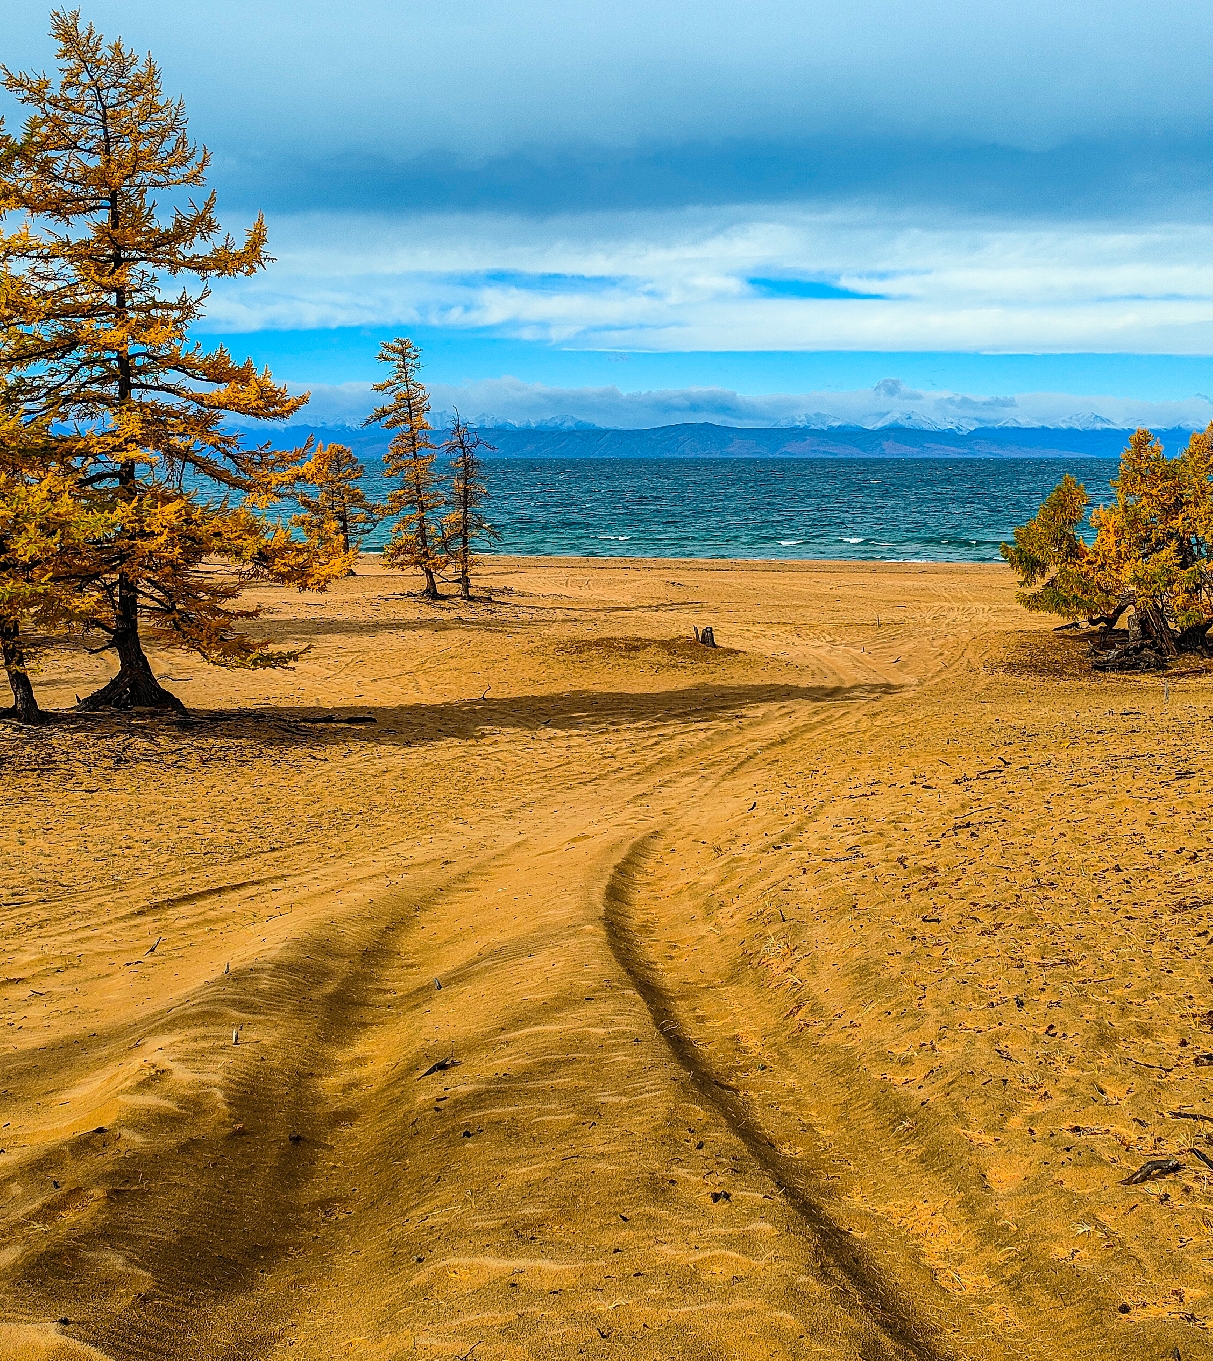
[201,208,1213,355]
[6,1,1208,171]
[3,2,1208,379]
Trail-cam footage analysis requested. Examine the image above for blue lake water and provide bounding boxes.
[359,456,1115,562]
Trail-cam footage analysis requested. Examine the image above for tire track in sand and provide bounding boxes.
[603,831,957,1361]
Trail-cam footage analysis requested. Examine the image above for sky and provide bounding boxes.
[1,0,1210,427]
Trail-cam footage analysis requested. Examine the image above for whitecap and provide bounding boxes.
[778,539,803,546]
[842,536,864,543]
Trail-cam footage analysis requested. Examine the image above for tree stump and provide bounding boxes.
[696,626,716,648]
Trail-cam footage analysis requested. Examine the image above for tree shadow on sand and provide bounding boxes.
[187,678,905,750]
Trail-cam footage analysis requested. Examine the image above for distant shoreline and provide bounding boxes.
[264,421,1198,462]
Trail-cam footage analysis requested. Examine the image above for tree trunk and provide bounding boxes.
[458,476,471,600]
[339,505,355,574]
[79,573,186,714]
[421,565,439,600]
[1139,599,1178,656]
[1,622,41,724]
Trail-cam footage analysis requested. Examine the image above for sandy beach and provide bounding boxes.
[2,556,1212,1361]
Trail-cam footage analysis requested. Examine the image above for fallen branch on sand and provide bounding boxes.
[1122,1158,1183,1185]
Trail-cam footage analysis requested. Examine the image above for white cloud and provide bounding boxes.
[288,375,1213,433]
[204,207,1213,354]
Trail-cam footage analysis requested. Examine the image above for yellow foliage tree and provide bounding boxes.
[0,10,340,714]
[364,339,446,599]
[1002,424,1213,658]
[0,415,109,722]
[441,414,499,601]
[291,442,381,569]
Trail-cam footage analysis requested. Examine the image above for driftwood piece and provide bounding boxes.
[1121,1157,1183,1185]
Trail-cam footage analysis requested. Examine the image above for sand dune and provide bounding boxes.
[2,558,1211,1359]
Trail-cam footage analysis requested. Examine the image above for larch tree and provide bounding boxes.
[441,413,499,601]
[0,414,110,722]
[291,442,381,569]
[1002,424,1213,661]
[0,10,338,714]
[363,338,446,599]
[999,473,1105,621]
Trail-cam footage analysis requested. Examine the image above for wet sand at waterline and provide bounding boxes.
[2,557,1212,1361]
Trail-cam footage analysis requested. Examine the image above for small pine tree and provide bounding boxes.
[291,442,381,570]
[441,414,499,601]
[363,339,446,599]
[0,11,337,714]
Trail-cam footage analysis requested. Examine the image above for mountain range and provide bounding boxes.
[272,421,1199,461]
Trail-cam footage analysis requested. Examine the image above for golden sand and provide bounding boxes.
[2,557,1212,1360]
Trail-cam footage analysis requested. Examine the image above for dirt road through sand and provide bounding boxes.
[3,561,1212,1360]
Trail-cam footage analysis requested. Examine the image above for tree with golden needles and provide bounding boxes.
[441,413,499,601]
[0,10,339,714]
[0,414,111,722]
[291,442,381,570]
[1002,424,1213,660]
[363,339,446,599]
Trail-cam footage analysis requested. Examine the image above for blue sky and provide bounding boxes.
[2,1,1211,425]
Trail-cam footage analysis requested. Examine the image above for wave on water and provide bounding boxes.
[355,454,1113,563]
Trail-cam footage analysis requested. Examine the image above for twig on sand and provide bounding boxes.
[145,937,162,955]
[1190,1148,1213,1171]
